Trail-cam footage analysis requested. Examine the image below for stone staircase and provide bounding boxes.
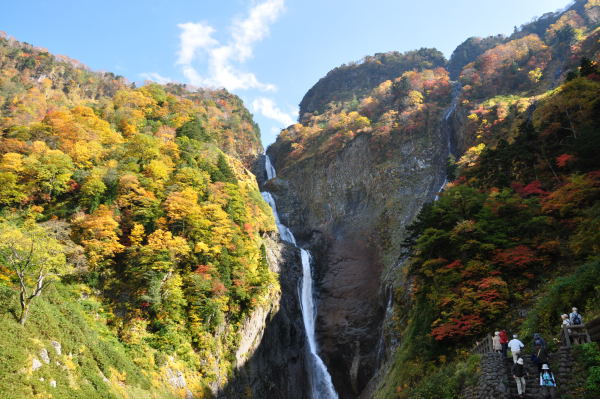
[504,356,541,398]
[466,328,590,398]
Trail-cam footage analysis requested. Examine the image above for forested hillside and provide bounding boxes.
[1,1,599,399]
[0,33,278,398]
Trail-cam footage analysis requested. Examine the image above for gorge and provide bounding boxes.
[1,1,600,399]
[262,156,338,399]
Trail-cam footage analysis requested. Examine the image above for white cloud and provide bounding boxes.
[252,97,296,127]
[231,0,285,62]
[176,22,218,65]
[139,72,173,84]
[176,0,284,92]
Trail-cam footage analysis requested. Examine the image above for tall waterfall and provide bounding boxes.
[261,155,339,399]
[434,82,462,201]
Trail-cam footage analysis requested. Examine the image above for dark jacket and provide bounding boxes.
[532,347,548,365]
[512,363,526,378]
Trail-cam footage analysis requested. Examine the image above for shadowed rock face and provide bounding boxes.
[267,112,450,397]
[218,233,310,399]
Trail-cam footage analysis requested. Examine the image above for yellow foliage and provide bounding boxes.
[164,188,199,222]
[458,143,486,167]
[146,229,190,258]
[407,90,424,106]
[73,205,124,268]
[129,223,145,246]
[1,152,24,173]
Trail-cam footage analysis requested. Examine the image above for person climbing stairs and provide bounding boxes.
[505,355,541,398]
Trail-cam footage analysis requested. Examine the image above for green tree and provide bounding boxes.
[0,220,69,324]
[176,117,212,142]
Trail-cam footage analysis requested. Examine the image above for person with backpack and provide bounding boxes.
[508,334,525,363]
[570,307,584,326]
[569,307,584,344]
[512,357,528,397]
[492,331,502,353]
[539,363,557,399]
[500,330,509,358]
[531,343,549,372]
[533,332,547,349]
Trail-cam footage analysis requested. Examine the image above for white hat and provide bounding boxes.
[542,364,550,370]
[517,358,524,365]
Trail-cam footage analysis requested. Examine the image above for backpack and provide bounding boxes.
[572,313,582,325]
[541,371,556,387]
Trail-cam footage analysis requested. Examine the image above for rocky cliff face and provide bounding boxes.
[267,69,454,397]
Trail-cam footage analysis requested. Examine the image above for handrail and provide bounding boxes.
[471,334,494,355]
[560,324,592,347]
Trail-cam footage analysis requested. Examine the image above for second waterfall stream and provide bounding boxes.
[261,156,339,399]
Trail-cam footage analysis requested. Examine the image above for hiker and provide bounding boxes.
[531,343,549,372]
[539,363,557,399]
[492,331,502,353]
[508,334,525,363]
[512,357,528,397]
[569,307,583,326]
[561,314,571,329]
[569,307,584,344]
[533,332,547,349]
[561,314,575,344]
[500,329,509,358]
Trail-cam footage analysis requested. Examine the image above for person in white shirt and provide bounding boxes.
[508,334,525,363]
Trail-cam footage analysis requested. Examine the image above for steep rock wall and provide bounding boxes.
[219,232,310,399]
[267,109,450,397]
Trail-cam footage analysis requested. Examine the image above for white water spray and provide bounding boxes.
[262,155,339,399]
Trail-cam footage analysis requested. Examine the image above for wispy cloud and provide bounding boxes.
[177,22,218,65]
[177,0,284,92]
[139,72,173,84]
[252,97,296,127]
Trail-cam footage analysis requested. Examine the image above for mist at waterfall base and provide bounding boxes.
[261,156,339,399]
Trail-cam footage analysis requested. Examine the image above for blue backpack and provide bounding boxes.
[541,371,556,387]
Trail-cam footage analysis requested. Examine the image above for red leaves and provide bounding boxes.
[556,153,575,168]
[494,245,540,269]
[512,180,548,197]
[431,314,485,341]
[445,260,462,270]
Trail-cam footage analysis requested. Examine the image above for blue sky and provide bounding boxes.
[2,0,572,146]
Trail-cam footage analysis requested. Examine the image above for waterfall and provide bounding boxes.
[261,155,339,399]
[434,82,462,201]
[265,154,277,180]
